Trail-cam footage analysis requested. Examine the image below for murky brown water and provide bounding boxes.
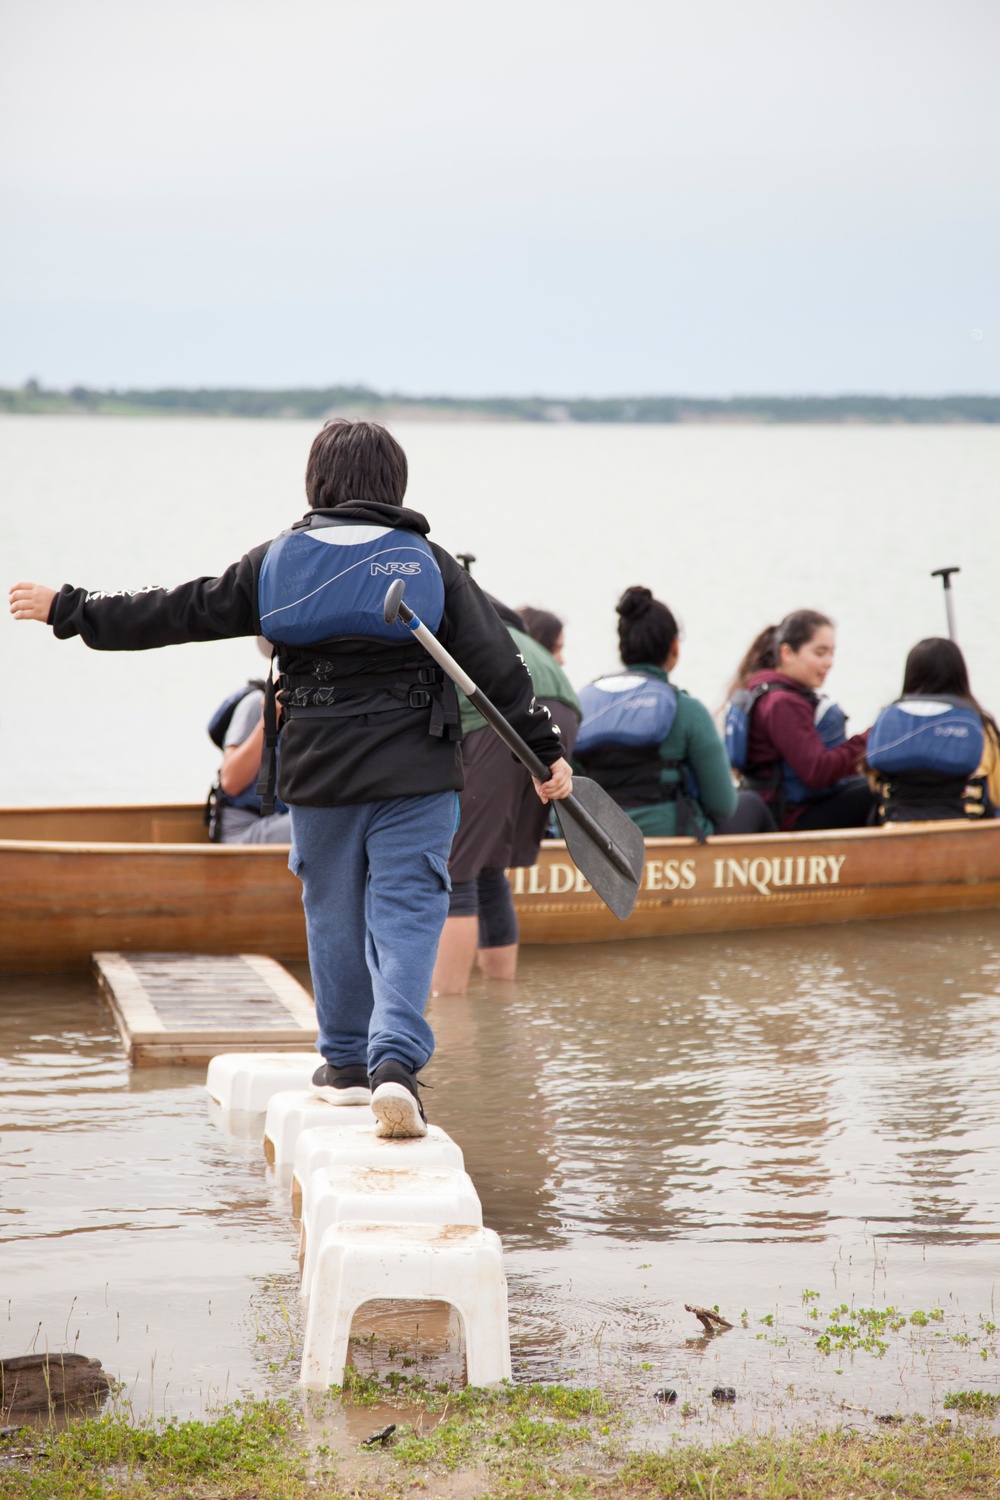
[4,915,1000,1438]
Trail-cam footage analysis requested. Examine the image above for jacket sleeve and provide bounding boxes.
[763,693,868,790]
[435,554,565,768]
[680,696,738,821]
[48,548,264,651]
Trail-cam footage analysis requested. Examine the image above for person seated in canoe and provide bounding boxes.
[867,636,1000,822]
[725,610,874,830]
[9,418,573,1139]
[205,639,291,844]
[432,598,581,994]
[573,586,774,839]
[518,606,566,664]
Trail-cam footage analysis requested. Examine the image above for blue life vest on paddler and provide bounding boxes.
[868,695,985,821]
[574,671,704,839]
[204,681,289,838]
[258,518,445,643]
[255,518,457,812]
[725,683,847,803]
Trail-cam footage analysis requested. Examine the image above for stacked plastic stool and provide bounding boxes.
[299,1163,482,1297]
[203,1053,512,1389]
[206,1053,319,1113]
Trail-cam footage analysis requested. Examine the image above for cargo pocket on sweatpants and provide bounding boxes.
[423,850,452,893]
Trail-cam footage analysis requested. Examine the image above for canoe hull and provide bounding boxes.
[1,806,999,971]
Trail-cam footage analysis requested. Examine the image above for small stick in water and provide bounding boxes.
[684,1303,734,1335]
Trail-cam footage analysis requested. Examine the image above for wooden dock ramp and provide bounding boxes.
[93,951,317,1066]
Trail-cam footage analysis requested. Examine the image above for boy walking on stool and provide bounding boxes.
[10,420,572,1137]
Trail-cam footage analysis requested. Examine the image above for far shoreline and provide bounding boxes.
[2,384,999,425]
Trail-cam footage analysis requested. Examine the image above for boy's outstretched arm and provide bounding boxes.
[9,582,56,622]
[8,549,265,649]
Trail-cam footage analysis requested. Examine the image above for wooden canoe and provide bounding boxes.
[1,803,999,973]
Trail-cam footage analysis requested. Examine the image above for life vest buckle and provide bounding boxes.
[407,686,433,709]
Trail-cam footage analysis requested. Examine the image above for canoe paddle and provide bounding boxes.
[383,579,645,920]
[931,566,960,642]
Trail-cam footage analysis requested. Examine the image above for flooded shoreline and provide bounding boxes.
[3,914,1000,1437]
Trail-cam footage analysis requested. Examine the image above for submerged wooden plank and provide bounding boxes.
[92,951,317,1065]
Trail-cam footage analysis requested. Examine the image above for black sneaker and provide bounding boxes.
[369,1059,428,1139]
[311,1062,371,1106]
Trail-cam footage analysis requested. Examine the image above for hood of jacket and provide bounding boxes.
[745,669,814,700]
[292,501,431,536]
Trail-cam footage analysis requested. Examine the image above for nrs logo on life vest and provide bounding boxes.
[370,560,422,577]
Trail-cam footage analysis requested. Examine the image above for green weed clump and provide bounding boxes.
[944,1389,1000,1416]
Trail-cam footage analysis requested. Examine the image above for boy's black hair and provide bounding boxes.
[305,419,408,509]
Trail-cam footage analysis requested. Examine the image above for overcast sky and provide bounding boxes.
[1,0,997,396]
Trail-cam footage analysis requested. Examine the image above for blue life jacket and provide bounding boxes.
[868,696,984,778]
[207,684,288,818]
[725,683,847,802]
[575,673,678,755]
[258,517,445,646]
[783,695,848,803]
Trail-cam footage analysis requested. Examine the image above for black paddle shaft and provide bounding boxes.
[382,579,640,887]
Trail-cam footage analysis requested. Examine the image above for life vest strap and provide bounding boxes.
[255,666,280,817]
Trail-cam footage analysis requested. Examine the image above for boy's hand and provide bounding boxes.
[9,582,57,622]
[533,756,573,803]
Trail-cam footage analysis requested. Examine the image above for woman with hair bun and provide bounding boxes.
[727,610,873,830]
[574,587,774,838]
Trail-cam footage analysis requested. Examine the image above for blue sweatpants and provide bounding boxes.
[288,793,457,1075]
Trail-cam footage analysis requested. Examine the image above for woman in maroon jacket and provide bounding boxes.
[733,610,874,830]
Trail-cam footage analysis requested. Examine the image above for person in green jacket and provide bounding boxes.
[432,599,582,994]
[574,587,775,838]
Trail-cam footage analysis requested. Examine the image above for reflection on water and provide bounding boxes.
[3,914,1000,1430]
[428,914,1000,1250]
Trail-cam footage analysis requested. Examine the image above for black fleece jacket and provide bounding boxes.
[49,501,565,806]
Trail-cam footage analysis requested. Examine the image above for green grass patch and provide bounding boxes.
[0,1399,310,1499]
[3,1385,1000,1500]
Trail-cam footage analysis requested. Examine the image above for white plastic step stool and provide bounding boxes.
[206,1053,319,1112]
[300,1222,511,1388]
[300,1165,482,1299]
[263,1090,374,1167]
[291,1124,464,1215]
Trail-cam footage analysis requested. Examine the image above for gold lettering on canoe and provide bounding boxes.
[749,857,771,895]
[770,857,794,887]
[680,859,696,890]
[809,856,827,884]
[664,859,680,891]
[645,860,664,891]
[574,868,591,893]
[727,859,749,887]
[527,865,548,895]
[714,858,725,888]
[796,856,806,885]
[827,855,845,883]
[549,863,576,894]
[511,867,525,896]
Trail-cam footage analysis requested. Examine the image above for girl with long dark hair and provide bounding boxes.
[869,637,1000,820]
[729,610,874,830]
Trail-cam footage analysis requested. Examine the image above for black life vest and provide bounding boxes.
[255,516,461,812]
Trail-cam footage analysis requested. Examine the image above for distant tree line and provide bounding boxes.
[2,380,998,423]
